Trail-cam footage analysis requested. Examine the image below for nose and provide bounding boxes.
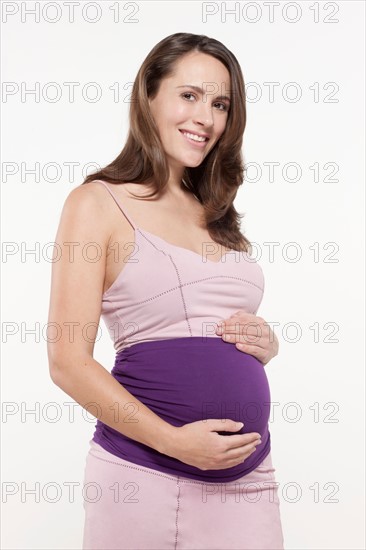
[193,99,214,128]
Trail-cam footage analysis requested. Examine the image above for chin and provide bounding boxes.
[177,154,206,168]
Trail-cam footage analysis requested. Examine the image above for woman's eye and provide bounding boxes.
[214,102,228,111]
[181,92,195,101]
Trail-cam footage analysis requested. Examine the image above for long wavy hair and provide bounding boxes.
[82,32,252,253]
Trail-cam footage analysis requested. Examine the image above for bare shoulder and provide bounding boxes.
[65,179,111,210]
[55,180,116,249]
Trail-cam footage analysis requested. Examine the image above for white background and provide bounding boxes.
[1,1,365,548]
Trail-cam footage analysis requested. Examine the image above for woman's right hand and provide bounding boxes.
[166,419,262,471]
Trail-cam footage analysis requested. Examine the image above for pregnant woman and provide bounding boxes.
[47,32,284,549]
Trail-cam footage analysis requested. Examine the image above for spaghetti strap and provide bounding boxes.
[95,180,137,230]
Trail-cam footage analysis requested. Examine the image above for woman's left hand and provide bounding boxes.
[215,310,279,366]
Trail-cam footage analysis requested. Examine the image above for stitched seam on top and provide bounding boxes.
[127,275,263,307]
[132,230,193,334]
[186,275,263,291]
[167,254,192,336]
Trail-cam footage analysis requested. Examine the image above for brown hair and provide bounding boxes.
[82,32,252,253]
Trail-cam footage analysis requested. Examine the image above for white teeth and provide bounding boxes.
[181,131,207,142]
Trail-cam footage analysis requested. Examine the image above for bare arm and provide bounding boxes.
[47,182,175,455]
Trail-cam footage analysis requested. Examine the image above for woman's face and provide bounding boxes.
[148,51,231,177]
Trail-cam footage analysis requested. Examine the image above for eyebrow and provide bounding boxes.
[176,84,231,103]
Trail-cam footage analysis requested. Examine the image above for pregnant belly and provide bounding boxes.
[111,336,271,437]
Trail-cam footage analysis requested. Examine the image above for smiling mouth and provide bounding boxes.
[179,129,209,145]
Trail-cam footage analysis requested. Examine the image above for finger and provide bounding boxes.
[221,333,266,350]
[224,441,261,460]
[219,433,261,450]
